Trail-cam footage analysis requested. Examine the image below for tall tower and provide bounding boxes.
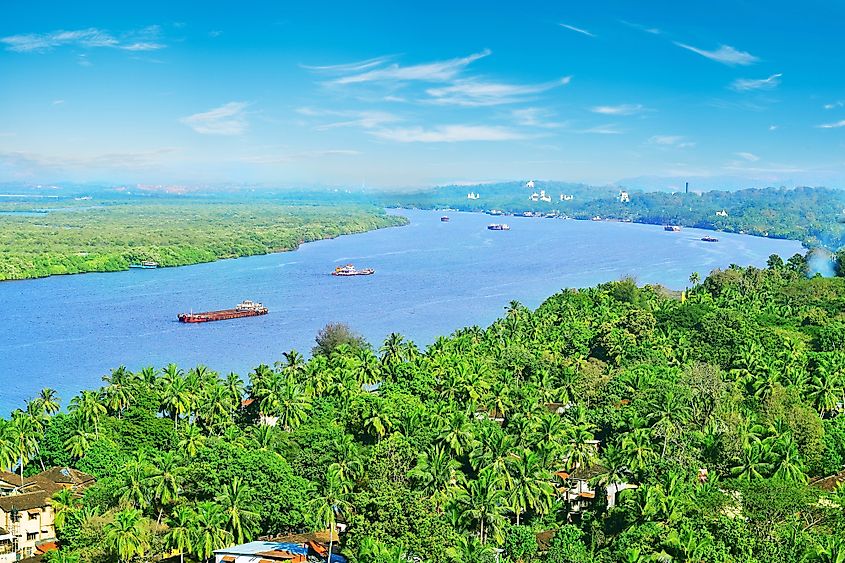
[685,182,689,194]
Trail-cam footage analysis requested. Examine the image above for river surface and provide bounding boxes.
[0,209,803,413]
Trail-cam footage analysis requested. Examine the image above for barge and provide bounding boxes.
[487,224,510,231]
[178,300,268,323]
[664,225,682,232]
[701,235,719,242]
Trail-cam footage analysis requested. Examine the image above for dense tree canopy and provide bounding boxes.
[2,253,845,562]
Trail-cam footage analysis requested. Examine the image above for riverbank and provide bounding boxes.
[0,200,408,281]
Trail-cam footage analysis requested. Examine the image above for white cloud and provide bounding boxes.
[735,152,760,161]
[817,120,845,129]
[1,26,165,53]
[302,55,395,74]
[730,73,782,92]
[580,125,624,135]
[322,50,491,85]
[511,108,566,128]
[180,102,249,135]
[297,108,401,130]
[649,135,695,148]
[769,125,778,131]
[590,103,649,116]
[425,77,570,107]
[620,20,660,35]
[823,100,845,110]
[52,99,64,105]
[370,124,527,143]
[0,148,177,170]
[674,42,759,66]
[559,23,595,37]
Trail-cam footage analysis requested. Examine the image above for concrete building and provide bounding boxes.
[0,468,94,562]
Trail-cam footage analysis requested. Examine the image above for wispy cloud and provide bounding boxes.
[297,107,401,130]
[769,125,778,131]
[559,23,595,37]
[0,148,177,170]
[52,99,65,105]
[1,25,165,53]
[674,42,759,66]
[649,135,695,148]
[620,20,660,35]
[316,50,491,85]
[425,77,571,107]
[823,100,845,110]
[735,152,760,161]
[301,55,394,74]
[180,102,249,135]
[580,125,624,135]
[590,103,649,116]
[817,120,845,129]
[730,73,782,92]
[511,108,567,128]
[370,124,528,143]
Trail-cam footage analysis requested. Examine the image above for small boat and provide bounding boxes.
[701,235,719,242]
[441,216,450,222]
[332,264,375,276]
[488,209,503,216]
[591,216,602,221]
[129,260,159,269]
[487,224,510,231]
[664,225,681,232]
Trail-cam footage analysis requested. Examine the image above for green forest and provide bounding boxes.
[0,200,406,281]
[384,183,845,250]
[3,255,845,562]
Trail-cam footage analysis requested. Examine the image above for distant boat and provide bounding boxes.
[701,235,719,242]
[487,224,510,231]
[332,264,375,276]
[664,225,681,232]
[441,216,450,222]
[129,260,159,269]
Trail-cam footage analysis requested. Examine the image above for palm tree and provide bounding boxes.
[225,373,245,408]
[159,364,191,429]
[409,445,463,510]
[63,418,95,461]
[731,442,774,482]
[191,501,233,562]
[178,424,206,457]
[308,473,351,563]
[164,505,195,563]
[102,366,135,418]
[8,412,39,486]
[148,452,183,522]
[120,455,151,509]
[50,488,82,530]
[68,390,106,436]
[453,468,507,545]
[215,476,258,544]
[38,388,60,416]
[688,272,701,287]
[649,389,691,458]
[507,449,554,525]
[104,508,149,563]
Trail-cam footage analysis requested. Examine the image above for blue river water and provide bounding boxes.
[0,209,803,413]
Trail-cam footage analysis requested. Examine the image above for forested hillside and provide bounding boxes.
[3,256,845,562]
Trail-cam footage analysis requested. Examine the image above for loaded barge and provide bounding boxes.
[178,300,268,323]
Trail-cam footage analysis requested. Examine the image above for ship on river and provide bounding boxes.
[487,224,510,231]
[129,260,159,269]
[178,300,268,323]
[332,264,375,276]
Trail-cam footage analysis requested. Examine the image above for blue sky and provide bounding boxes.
[2,0,845,189]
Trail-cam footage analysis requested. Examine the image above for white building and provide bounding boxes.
[619,191,630,203]
[560,194,574,201]
[716,209,728,217]
[467,192,480,200]
[526,180,535,189]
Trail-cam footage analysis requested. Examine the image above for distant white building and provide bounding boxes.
[716,209,728,217]
[467,192,480,200]
[526,180,535,189]
[560,194,574,201]
[539,190,551,202]
[530,192,539,202]
[619,191,630,203]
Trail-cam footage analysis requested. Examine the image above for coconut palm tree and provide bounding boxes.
[506,449,554,525]
[178,424,206,458]
[159,364,191,429]
[453,467,507,545]
[215,476,258,544]
[308,473,351,563]
[102,366,134,418]
[38,388,60,416]
[148,451,183,522]
[68,390,106,436]
[120,454,151,510]
[409,445,464,510]
[50,488,82,530]
[104,508,149,563]
[192,501,233,562]
[164,505,195,563]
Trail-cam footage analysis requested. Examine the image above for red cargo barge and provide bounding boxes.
[178,300,268,323]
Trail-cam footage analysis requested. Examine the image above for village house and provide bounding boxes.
[215,530,344,563]
[0,467,95,563]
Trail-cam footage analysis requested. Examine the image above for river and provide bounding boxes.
[0,209,803,413]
